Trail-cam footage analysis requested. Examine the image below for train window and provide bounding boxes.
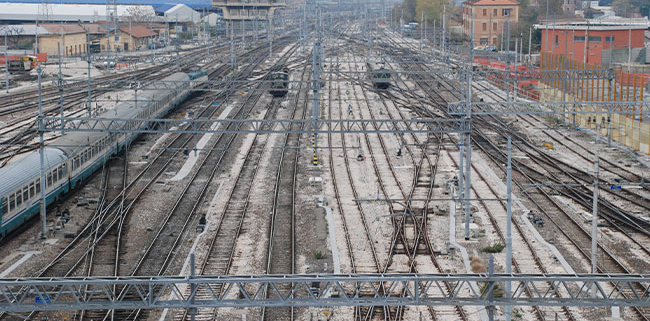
[29,183,35,198]
[47,172,52,187]
[9,195,15,212]
[23,187,28,202]
[36,181,40,194]
[57,166,62,180]
[1,197,7,215]
[16,192,22,207]
[62,164,67,177]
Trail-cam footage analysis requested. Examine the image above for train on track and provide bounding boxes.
[269,68,290,97]
[0,70,208,239]
[367,62,392,89]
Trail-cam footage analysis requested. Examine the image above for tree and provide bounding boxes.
[391,0,417,25]
[611,0,646,17]
[0,26,32,50]
[415,0,454,26]
[124,6,155,23]
[513,0,541,54]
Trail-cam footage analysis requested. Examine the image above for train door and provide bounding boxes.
[0,197,5,226]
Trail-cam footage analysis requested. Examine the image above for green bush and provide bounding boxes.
[482,243,505,253]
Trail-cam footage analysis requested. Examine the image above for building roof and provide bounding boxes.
[146,22,167,29]
[0,24,50,36]
[163,4,200,22]
[80,23,107,34]
[119,25,157,38]
[535,21,649,31]
[39,23,87,34]
[464,0,520,5]
[154,3,177,14]
[0,3,156,22]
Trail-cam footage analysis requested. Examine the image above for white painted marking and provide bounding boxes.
[318,197,341,274]
[0,251,41,277]
[448,191,489,321]
[168,105,235,182]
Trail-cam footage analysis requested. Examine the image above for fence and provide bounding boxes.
[539,51,649,154]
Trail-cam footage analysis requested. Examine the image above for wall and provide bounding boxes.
[463,4,519,47]
[39,33,87,56]
[540,28,645,64]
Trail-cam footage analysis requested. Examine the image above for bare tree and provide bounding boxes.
[0,26,32,49]
[124,6,156,23]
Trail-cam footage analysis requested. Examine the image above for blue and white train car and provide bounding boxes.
[0,71,204,238]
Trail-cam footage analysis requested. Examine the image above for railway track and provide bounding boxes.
[0,38,297,321]
[0,35,296,164]
[386,34,650,320]
[379,32,576,320]
[327,54,387,321]
[365,55,471,321]
[260,62,311,321]
[172,42,300,321]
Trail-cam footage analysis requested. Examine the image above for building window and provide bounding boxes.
[555,35,559,45]
[574,35,585,41]
[493,9,497,16]
[480,37,488,45]
[493,22,497,31]
[483,9,487,16]
[482,22,487,31]
[605,36,614,42]
[589,36,602,42]
[503,8,512,16]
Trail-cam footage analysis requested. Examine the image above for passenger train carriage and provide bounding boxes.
[0,71,207,238]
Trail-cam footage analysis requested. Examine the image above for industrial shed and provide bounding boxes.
[0,3,156,23]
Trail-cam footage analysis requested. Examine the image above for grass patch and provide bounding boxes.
[479,281,504,298]
[314,251,325,260]
[481,243,505,253]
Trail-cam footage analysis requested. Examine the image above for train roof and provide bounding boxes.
[0,148,67,197]
[52,72,189,155]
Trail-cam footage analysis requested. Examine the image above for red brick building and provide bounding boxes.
[537,22,646,64]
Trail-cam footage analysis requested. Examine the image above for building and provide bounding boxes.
[161,4,200,23]
[200,12,222,26]
[0,3,157,23]
[119,25,157,50]
[1,23,90,56]
[213,0,286,21]
[38,23,89,56]
[537,21,648,64]
[561,0,581,15]
[462,0,520,47]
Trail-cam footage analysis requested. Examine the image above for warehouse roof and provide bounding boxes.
[0,3,157,22]
[163,4,200,23]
